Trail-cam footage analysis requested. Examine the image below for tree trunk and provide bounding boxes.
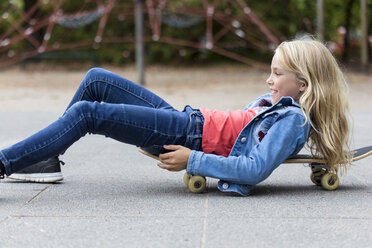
[316,0,324,42]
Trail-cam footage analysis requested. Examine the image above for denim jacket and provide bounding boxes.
[186,94,311,196]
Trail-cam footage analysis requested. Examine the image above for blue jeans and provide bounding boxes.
[0,68,204,175]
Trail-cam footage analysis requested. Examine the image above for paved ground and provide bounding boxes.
[0,67,371,247]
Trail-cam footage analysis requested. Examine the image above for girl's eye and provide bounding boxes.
[275,72,281,76]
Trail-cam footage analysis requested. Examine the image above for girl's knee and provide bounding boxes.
[78,68,109,94]
[66,101,96,118]
[86,67,105,76]
[62,101,99,135]
[83,67,106,82]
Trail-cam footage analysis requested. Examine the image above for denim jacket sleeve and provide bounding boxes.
[186,110,309,196]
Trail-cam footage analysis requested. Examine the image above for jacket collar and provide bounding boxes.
[258,93,300,108]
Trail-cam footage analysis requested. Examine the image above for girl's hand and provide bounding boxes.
[157,145,191,172]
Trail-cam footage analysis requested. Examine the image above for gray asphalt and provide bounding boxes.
[0,110,371,248]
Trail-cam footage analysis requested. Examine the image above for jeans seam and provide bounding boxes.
[84,111,185,139]
[93,106,184,137]
[19,116,87,159]
[98,117,184,138]
[78,79,156,108]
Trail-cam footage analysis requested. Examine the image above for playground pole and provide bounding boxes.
[135,0,145,85]
[361,0,368,70]
[316,0,324,42]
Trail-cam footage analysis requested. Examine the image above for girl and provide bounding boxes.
[0,39,351,196]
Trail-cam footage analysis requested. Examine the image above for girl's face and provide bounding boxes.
[266,54,307,104]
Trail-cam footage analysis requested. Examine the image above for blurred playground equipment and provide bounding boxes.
[0,0,283,70]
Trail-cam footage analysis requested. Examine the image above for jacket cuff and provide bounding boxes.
[186,150,203,175]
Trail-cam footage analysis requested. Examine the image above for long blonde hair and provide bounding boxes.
[275,39,352,173]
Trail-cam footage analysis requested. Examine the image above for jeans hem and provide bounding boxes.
[0,151,11,175]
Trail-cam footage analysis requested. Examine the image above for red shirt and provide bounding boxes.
[200,108,257,157]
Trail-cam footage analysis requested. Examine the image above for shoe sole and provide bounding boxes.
[7,172,64,183]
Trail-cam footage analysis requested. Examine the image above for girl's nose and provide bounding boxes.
[266,76,273,85]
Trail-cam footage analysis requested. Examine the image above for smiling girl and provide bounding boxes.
[0,39,351,196]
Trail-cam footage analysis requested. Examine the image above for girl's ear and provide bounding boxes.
[298,80,308,92]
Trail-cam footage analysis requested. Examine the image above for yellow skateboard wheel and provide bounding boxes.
[310,170,325,186]
[310,173,321,186]
[183,172,191,186]
[321,173,339,190]
[188,175,206,193]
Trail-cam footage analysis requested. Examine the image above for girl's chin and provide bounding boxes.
[270,95,279,104]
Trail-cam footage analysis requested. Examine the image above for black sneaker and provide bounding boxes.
[7,157,64,183]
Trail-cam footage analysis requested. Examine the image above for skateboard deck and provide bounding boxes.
[284,146,372,164]
[138,148,161,160]
[140,146,372,164]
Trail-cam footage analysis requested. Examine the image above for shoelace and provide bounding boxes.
[58,159,65,166]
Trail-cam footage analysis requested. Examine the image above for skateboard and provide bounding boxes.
[139,146,372,193]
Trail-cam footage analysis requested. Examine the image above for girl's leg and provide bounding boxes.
[4,67,177,177]
[0,101,203,175]
[65,67,173,111]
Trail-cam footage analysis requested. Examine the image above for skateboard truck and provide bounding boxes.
[309,163,339,190]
